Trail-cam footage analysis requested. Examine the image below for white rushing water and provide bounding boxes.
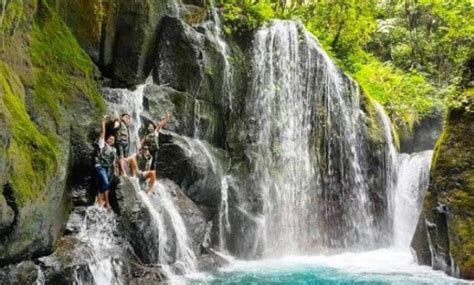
[133,179,197,275]
[246,20,381,254]
[393,150,433,249]
[207,1,235,111]
[177,136,231,252]
[73,207,124,285]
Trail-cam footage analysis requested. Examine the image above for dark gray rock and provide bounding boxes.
[410,213,432,266]
[115,177,207,266]
[160,179,208,253]
[142,84,196,137]
[156,132,230,210]
[401,110,444,153]
[115,177,160,265]
[197,249,229,272]
[112,0,174,86]
[0,261,41,285]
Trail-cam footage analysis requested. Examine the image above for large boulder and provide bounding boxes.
[156,132,230,212]
[0,1,104,265]
[115,177,207,267]
[112,0,176,86]
[142,83,225,147]
[0,260,42,284]
[411,97,474,279]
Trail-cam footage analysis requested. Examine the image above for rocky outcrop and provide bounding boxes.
[0,0,103,265]
[52,0,181,86]
[412,97,474,279]
[400,109,444,153]
[115,177,207,266]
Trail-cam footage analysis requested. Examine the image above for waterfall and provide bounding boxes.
[392,151,433,248]
[133,179,197,274]
[245,20,382,254]
[73,207,125,284]
[373,102,434,249]
[153,181,197,273]
[206,2,235,111]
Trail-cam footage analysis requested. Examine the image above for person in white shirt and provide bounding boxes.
[94,116,117,209]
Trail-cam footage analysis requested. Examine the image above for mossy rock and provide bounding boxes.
[412,96,474,279]
[0,0,104,265]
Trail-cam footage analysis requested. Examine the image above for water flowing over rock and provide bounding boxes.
[392,151,433,249]
[228,21,392,256]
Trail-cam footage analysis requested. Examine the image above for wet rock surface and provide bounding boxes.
[412,99,474,279]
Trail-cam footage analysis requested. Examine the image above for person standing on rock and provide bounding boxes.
[129,146,156,193]
[94,115,117,209]
[140,112,172,168]
[113,113,132,176]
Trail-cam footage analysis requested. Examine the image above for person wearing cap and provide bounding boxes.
[129,146,156,193]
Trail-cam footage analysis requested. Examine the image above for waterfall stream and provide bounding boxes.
[245,20,382,254]
[72,207,125,284]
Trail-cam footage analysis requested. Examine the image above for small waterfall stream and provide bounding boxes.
[393,151,433,249]
[72,207,125,284]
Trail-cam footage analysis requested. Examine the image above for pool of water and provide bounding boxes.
[185,249,470,284]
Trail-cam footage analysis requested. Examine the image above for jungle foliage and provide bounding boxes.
[217,0,474,131]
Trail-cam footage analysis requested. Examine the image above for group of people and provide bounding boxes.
[94,112,172,209]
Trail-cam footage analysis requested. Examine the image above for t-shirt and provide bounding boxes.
[95,138,117,169]
[137,153,153,171]
[142,130,160,153]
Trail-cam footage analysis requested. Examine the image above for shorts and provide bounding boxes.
[138,170,148,181]
[95,166,110,192]
[116,143,129,158]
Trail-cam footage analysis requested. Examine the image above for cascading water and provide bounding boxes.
[132,179,197,275]
[373,102,434,249]
[72,207,125,285]
[205,1,235,111]
[393,151,433,249]
[177,136,231,252]
[245,20,383,254]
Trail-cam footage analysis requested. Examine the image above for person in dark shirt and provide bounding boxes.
[129,146,156,193]
[140,112,172,168]
[112,113,132,176]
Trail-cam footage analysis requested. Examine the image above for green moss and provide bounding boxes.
[0,61,58,205]
[426,96,474,277]
[0,0,26,36]
[48,0,115,50]
[0,0,104,205]
[31,1,104,123]
[360,88,401,149]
